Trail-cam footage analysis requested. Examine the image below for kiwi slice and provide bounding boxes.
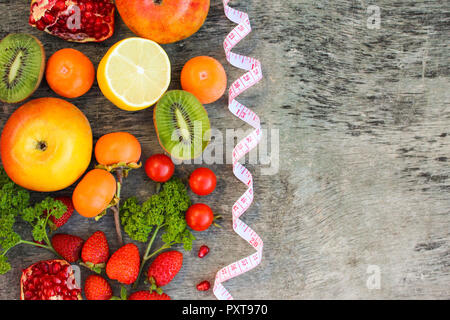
[154,90,211,160]
[0,34,45,103]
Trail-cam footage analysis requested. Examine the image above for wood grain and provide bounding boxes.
[0,0,449,299]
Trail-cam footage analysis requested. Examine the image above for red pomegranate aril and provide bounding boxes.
[54,0,66,11]
[36,20,46,30]
[29,16,36,24]
[198,245,210,258]
[51,262,61,274]
[85,2,94,11]
[104,16,111,23]
[196,280,211,291]
[101,24,109,36]
[43,13,55,24]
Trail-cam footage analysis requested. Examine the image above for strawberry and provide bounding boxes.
[84,275,113,300]
[51,234,84,263]
[48,197,74,230]
[106,243,140,285]
[128,290,171,300]
[146,250,183,287]
[81,231,109,273]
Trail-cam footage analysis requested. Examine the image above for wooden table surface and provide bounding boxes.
[0,0,449,300]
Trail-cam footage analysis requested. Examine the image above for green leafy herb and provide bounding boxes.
[120,178,194,287]
[0,167,67,274]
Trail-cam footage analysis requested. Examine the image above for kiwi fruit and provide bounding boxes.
[154,90,211,160]
[0,33,45,103]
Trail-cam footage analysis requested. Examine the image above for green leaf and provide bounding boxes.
[0,255,11,275]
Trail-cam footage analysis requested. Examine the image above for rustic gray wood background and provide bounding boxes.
[0,0,449,300]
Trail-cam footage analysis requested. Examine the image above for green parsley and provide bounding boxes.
[120,178,195,287]
[0,167,67,274]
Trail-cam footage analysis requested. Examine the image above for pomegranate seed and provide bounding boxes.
[79,3,86,11]
[40,262,49,273]
[94,32,102,40]
[51,262,61,274]
[85,2,93,11]
[29,15,36,24]
[101,24,109,36]
[43,13,55,24]
[104,16,111,23]
[24,291,33,299]
[196,280,211,291]
[54,0,66,11]
[198,245,210,258]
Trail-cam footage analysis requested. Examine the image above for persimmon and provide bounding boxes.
[73,169,117,218]
[95,132,142,166]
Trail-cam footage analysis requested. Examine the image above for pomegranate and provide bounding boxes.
[20,260,82,300]
[29,0,115,42]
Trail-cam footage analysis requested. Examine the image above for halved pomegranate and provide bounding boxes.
[20,260,82,300]
[29,0,115,43]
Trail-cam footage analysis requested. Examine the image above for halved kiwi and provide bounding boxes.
[154,90,211,160]
[0,34,45,103]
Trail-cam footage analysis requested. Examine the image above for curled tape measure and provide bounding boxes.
[213,0,263,300]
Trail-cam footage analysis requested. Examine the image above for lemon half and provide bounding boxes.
[97,37,171,111]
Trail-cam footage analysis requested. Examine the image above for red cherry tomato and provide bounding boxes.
[189,167,217,196]
[185,203,214,231]
[144,154,175,182]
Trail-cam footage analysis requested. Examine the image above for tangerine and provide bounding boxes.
[181,56,227,104]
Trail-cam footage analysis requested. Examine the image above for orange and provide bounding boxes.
[46,48,95,98]
[95,132,142,166]
[0,98,93,192]
[73,169,117,218]
[180,56,227,104]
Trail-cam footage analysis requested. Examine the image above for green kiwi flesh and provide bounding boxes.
[0,34,45,103]
[154,90,211,160]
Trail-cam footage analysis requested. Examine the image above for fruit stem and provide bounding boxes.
[111,168,124,247]
[146,242,172,260]
[133,224,163,288]
[19,240,61,258]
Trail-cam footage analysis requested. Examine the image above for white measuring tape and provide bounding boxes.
[213,0,263,300]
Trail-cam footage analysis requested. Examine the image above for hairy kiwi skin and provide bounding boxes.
[153,90,211,160]
[0,34,46,103]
